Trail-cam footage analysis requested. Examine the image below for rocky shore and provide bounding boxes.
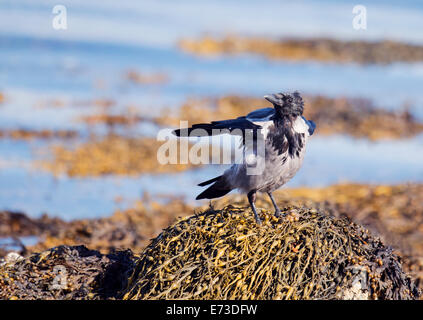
[0,184,422,300]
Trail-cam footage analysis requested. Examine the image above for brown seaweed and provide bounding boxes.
[123,205,420,300]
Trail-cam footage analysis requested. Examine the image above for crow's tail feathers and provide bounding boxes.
[197,175,222,187]
[196,176,232,200]
[196,185,231,200]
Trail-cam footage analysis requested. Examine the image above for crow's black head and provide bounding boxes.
[264,91,304,117]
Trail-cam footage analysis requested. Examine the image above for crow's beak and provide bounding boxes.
[264,93,284,106]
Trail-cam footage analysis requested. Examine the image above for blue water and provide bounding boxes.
[0,134,422,219]
[0,236,39,252]
[0,0,422,220]
[2,0,423,46]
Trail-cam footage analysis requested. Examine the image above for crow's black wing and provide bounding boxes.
[301,116,316,136]
[245,107,275,122]
[173,116,261,137]
[172,107,275,137]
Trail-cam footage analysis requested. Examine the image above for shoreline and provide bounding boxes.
[1,183,422,294]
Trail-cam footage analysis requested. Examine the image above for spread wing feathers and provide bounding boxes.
[172,117,261,137]
[172,107,275,137]
[301,116,316,136]
[245,107,275,122]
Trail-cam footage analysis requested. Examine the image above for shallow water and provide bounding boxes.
[0,236,39,252]
[0,1,422,220]
[0,134,422,220]
[2,0,423,46]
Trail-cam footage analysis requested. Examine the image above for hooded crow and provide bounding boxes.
[173,91,316,224]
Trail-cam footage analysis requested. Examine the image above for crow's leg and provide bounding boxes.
[267,192,281,217]
[247,190,262,224]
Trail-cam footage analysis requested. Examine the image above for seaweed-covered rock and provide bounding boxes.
[0,245,134,300]
[123,206,420,300]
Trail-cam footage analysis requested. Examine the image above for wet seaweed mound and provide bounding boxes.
[123,206,420,300]
[0,245,134,300]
